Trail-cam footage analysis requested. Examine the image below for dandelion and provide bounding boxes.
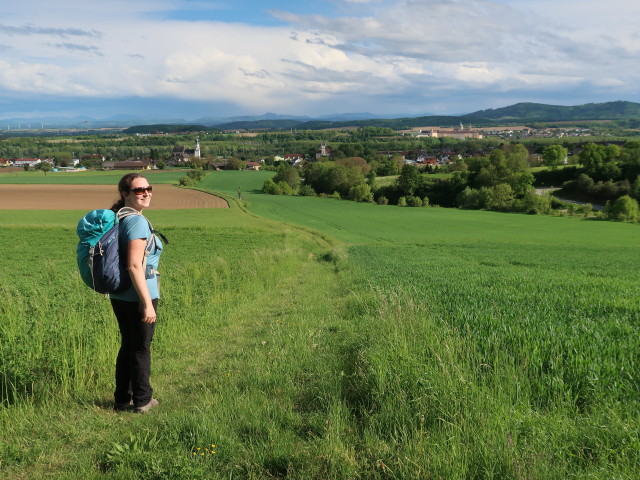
[192,443,218,457]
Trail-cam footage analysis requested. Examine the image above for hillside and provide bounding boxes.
[123,124,217,134]
[468,100,640,122]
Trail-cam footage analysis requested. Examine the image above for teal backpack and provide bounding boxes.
[76,208,148,294]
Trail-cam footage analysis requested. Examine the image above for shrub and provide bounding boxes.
[377,196,389,205]
[485,183,515,212]
[516,191,551,214]
[298,184,316,196]
[348,183,374,203]
[277,181,295,196]
[178,176,195,187]
[406,195,423,207]
[456,186,486,209]
[397,196,407,207]
[187,169,205,181]
[262,178,277,194]
[607,195,639,222]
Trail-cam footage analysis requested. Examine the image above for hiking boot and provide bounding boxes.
[135,398,159,414]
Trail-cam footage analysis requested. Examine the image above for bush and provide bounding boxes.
[377,195,389,205]
[277,181,295,196]
[485,183,515,212]
[516,191,551,215]
[187,169,205,181]
[406,195,423,207]
[606,195,639,222]
[397,196,407,207]
[456,187,486,209]
[348,183,374,203]
[178,176,195,187]
[262,178,278,194]
[298,184,316,196]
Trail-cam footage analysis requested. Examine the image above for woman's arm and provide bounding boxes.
[127,238,156,323]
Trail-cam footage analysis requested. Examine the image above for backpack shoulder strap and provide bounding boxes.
[116,207,140,221]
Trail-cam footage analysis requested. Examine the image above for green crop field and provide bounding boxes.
[0,169,190,184]
[1,170,639,479]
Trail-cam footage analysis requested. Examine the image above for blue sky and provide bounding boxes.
[1,0,639,120]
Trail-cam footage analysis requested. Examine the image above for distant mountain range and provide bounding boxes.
[2,101,639,131]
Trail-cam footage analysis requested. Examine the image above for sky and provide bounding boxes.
[1,0,639,120]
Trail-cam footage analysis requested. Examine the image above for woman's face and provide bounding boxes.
[123,177,152,212]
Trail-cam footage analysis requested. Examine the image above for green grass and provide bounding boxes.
[1,171,639,479]
[0,169,190,184]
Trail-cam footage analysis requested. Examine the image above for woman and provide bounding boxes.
[110,173,163,413]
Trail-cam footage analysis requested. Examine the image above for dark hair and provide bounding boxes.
[110,173,146,211]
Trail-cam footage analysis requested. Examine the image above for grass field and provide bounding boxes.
[1,170,639,479]
[0,169,190,184]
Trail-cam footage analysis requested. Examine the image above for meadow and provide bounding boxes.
[0,169,190,185]
[1,169,638,479]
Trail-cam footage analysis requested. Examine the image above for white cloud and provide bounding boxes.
[0,0,638,116]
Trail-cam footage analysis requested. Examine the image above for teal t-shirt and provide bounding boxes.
[110,214,163,302]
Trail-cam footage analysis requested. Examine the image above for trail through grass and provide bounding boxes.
[2,170,639,478]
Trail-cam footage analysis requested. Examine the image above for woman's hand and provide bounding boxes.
[140,301,156,324]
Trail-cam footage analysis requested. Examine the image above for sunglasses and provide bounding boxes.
[130,186,153,195]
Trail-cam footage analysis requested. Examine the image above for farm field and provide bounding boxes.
[1,170,639,479]
[0,184,228,210]
[0,169,190,185]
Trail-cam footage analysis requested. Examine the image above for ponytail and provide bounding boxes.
[110,197,125,212]
[110,172,145,212]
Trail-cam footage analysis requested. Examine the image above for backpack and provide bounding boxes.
[76,207,155,294]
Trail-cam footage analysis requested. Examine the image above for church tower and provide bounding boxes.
[194,139,201,158]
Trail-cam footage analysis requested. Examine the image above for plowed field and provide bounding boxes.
[0,184,228,210]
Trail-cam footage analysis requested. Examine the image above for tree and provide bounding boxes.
[39,162,52,176]
[348,183,374,203]
[273,163,301,189]
[397,164,420,195]
[225,157,245,170]
[485,183,515,212]
[579,143,604,176]
[542,145,567,170]
[456,186,487,209]
[336,157,371,176]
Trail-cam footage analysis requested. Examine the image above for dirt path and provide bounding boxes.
[0,184,228,210]
[534,187,603,211]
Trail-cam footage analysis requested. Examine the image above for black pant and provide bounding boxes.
[110,298,158,407]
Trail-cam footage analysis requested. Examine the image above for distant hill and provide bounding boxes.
[123,124,216,134]
[118,101,640,134]
[467,101,640,122]
[214,119,304,131]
